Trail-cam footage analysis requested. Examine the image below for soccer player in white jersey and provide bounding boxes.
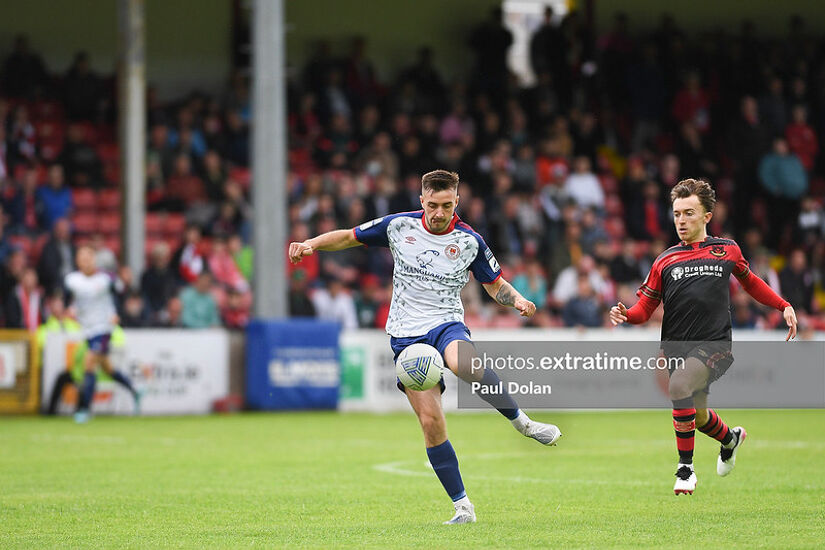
[64,246,140,423]
[289,170,561,524]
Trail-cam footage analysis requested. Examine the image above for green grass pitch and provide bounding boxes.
[2,410,823,549]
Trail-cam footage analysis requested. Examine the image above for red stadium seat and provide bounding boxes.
[35,120,66,161]
[810,177,825,198]
[605,217,626,240]
[72,189,97,212]
[228,167,251,189]
[104,236,122,258]
[98,213,121,236]
[96,124,116,144]
[72,122,98,145]
[145,213,165,237]
[605,194,624,217]
[599,175,619,194]
[35,120,65,142]
[71,212,98,234]
[31,100,64,122]
[96,143,119,163]
[73,236,92,248]
[634,240,651,258]
[39,139,64,162]
[165,238,182,256]
[289,149,314,172]
[98,189,122,210]
[103,163,121,186]
[198,238,213,257]
[164,213,186,237]
[12,164,27,182]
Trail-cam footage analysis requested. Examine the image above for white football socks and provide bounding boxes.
[453,495,471,508]
[510,410,530,434]
[722,430,738,449]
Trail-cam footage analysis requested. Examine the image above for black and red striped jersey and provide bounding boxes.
[639,236,750,342]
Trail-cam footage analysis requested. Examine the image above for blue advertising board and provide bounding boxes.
[246,319,340,410]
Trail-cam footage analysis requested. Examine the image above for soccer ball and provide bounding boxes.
[396,343,444,391]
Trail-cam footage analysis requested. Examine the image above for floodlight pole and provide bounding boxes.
[118,0,146,278]
[252,0,288,318]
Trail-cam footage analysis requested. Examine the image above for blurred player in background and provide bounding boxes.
[289,169,561,524]
[39,291,81,415]
[65,246,140,423]
[610,179,797,494]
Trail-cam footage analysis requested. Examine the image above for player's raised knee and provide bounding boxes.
[668,380,693,401]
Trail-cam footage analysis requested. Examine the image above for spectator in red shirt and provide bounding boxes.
[167,153,207,212]
[222,288,250,329]
[4,267,43,330]
[172,224,205,284]
[785,104,818,173]
[535,137,569,188]
[208,235,249,294]
[672,71,710,133]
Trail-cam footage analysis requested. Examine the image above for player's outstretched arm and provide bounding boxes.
[288,229,362,264]
[609,302,628,326]
[482,277,536,317]
[735,269,797,340]
[610,294,660,326]
[783,306,798,341]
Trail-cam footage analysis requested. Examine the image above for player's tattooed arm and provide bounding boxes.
[495,282,517,306]
[483,278,536,317]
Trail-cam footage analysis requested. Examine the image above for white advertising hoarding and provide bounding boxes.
[42,329,229,415]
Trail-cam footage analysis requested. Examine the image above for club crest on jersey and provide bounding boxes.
[444,243,460,260]
[416,249,440,268]
[710,245,726,257]
[671,266,685,281]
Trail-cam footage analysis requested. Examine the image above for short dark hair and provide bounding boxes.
[421,170,459,194]
[670,178,716,213]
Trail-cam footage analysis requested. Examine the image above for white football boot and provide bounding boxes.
[443,501,476,525]
[673,463,697,495]
[717,426,747,477]
[523,420,562,446]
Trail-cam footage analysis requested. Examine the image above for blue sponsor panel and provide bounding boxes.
[246,320,340,410]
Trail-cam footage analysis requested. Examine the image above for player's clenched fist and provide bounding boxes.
[288,241,314,264]
[514,298,536,317]
[609,302,628,326]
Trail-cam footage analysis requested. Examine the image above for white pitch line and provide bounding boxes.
[373,458,657,487]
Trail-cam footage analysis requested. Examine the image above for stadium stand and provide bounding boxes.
[1,11,825,331]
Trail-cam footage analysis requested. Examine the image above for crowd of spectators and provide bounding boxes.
[3,10,825,334]
[0,35,253,330]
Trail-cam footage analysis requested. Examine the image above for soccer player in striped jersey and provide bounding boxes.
[65,246,140,423]
[289,170,561,524]
[610,179,797,494]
